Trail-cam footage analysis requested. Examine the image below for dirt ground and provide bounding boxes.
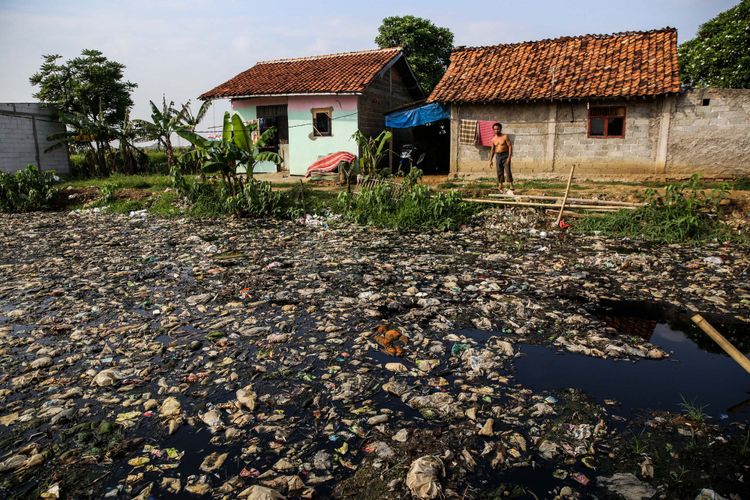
[260,171,750,209]
[0,209,748,499]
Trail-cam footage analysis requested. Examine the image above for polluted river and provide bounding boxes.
[0,210,748,499]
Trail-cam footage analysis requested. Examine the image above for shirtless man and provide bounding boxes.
[488,122,513,192]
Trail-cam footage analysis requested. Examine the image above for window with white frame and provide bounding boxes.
[311,107,332,136]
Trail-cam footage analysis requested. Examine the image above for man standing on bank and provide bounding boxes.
[488,122,514,193]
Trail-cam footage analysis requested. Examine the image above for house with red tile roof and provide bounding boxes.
[428,28,750,179]
[200,48,423,176]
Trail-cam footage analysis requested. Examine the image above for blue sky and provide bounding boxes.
[0,0,738,134]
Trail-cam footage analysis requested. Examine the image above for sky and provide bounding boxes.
[0,0,739,139]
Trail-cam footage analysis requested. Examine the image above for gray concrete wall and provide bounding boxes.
[449,89,750,180]
[666,88,750,177]
[451,99,666,179]
[0,103,69,174]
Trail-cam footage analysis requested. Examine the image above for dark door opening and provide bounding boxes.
[408,119,450,174]
[256,105,288,168]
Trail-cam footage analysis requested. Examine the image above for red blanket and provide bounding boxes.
[305,151,356,177]
[477,120,497,147]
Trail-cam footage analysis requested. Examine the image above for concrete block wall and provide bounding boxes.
[552,101,660,176]
[450,102,550,176]
[449,90,750,180]
[451,100,664,178]
[0,103,69,174]
[666,88,750,177]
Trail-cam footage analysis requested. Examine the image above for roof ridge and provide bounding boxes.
[257,47,402,65]
[453,27,676,52]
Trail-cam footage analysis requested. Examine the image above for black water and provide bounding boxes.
[516,321,750,421]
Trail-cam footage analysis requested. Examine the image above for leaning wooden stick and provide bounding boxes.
[691,314,750,375]
[555,165,576,226]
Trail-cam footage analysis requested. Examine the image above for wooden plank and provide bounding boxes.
[464,198,635,211]
[487,193,644,207]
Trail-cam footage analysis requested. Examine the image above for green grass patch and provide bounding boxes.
[335,168,478,231]
[574,176,745,244]
[186,190,227,218]
[105,199,147,214]
[148,191,182,217]
[63,173,173,191]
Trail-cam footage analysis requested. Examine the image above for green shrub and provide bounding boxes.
[574,175,743,243]
[146,151,169,174]
[0,165,60,212]
[336,168,475,231]
[225,178,283,217]
[69,154,89,178]
[98,182,118,205]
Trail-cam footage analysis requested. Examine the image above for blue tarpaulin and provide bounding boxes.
[385,102,450,129]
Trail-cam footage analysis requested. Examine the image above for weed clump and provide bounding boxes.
[574,175,743,243]
[0,165,60,212]
[336,168,476,231]
[171,168,284,218]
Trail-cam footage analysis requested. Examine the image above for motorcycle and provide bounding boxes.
[398,144,426,171]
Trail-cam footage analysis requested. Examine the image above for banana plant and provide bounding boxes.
[133,96,186,168]
[176,112,282,195]
[179,99,212,132]
[352,129,393,177]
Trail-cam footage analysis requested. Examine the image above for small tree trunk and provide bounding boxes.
[165,136,175,168]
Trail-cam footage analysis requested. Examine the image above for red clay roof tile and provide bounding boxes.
[428,28,680,103]
[200,48,403,99]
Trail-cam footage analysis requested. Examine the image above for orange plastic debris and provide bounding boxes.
[374,326,407,357]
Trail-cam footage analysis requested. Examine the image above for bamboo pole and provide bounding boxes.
[691,314,750,375]
[463,198,630,211]
[488,193,644,207]
[556,165,576,226]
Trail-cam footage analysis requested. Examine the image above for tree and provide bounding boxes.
[30,49,136,125]
[30,49,137,174]
[134,97,186,169]
[679,0,750,88]
[375,15,454,93]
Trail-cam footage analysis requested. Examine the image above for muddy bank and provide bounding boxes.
[0,210,748,499]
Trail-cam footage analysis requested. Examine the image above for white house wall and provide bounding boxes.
[232,95,358,176]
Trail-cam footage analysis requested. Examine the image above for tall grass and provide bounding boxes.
[335,168,476,231]
[574,175,743,243]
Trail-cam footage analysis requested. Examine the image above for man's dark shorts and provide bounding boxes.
[495,152,512,183]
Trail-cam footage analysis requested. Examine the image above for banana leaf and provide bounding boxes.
[231,114,251,152]
[176,128,211,149]
[201,161,226,174]
[255,152,283,164]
